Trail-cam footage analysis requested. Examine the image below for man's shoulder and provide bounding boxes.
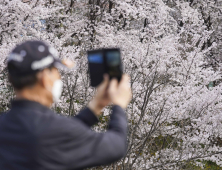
[0,111,7,117]
[0,111,7,124]
[36,110,86,138]
[0,110,13,124]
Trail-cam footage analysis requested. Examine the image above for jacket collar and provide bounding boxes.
[11,99,50,111]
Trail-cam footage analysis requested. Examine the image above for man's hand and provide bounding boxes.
[89,74,132,116]
[88,74,110,116]
[108,74,132,109]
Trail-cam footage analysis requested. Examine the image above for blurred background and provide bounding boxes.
[0,0,222,169]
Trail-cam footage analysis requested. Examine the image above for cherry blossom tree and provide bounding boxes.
[1,0,222,169]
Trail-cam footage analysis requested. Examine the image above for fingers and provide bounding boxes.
[62,59,75,68]
[103,74,109,87]
[120,74,130,88]
[121,74,132,98]
[99,74,131,93]
[108,78,118,94]
[121,74,130,83]
[98,74,109,90]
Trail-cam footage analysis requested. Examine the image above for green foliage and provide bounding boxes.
[203,161,222,170]
[183,160,222,170]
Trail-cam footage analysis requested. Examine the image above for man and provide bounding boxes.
[0,40,132,170]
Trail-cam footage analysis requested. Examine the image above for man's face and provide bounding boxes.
[41,67,61,104]
[44,67,61,87]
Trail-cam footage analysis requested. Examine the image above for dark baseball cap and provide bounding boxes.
[7,40,73,77]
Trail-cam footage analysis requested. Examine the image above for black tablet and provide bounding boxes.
[87,48,123,87]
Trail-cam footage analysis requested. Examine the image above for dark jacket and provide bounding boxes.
[0,99,127,170]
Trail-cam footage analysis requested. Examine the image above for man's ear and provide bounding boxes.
[37,70,51,89]
[36,71,44,88]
